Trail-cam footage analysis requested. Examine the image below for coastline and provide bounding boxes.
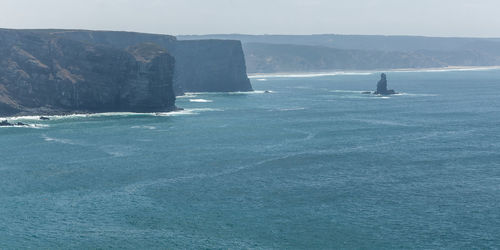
[248,65,500,78]
[0,106,183,121]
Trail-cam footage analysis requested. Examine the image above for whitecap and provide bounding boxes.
[248,66,500,79]
[177,93,197,99]
[4,111,184,122]
[255,78,268,81]
[1,107,223,123]
[41,134,76,145]
[252,90,274,94]
[131,125,157,130]
[155,108,223,117]
[189,99,213,103]
[0,123,48,129]
[394,92,438,97]
[330,90,366,93]
[0,115,41,121]
[387,66,500,73]
[184,90,270,95]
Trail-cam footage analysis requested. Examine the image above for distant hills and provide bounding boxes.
[179,34,500,73]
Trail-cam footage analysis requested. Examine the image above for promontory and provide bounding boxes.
[0,29,253,117]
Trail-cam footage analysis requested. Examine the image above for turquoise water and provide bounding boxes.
[1,70,500,248]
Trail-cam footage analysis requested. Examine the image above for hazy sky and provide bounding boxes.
[1,0,499,37]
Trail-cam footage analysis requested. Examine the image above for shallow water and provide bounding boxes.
[1,70,500,248]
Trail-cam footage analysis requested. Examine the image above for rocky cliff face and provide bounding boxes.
[0,29,176,116]
[174,40,252,92]
[41,30,253,94]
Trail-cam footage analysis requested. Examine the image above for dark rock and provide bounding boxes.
[0,120,13,126]
[0,29,177,116]
[0,120,27,126]
[40,116,50,120]
[373,73,396,95]
[361,91,372,94]
[39,30,253,94]
[174,40,252,93]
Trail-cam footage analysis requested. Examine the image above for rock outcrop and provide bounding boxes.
[374,73,396,95]
[174,40,252,92]
[0,29,176,116]
[0,120,28,127]
[38,30,253,94]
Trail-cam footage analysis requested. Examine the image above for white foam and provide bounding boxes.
[1,113,137,122]
[255,78,268,81]
[155,108,222,117]
[248,66,500,79]
[2,110,204,122]
[177,93,198,99]
[189,99,213,103]
[388,66,500,73]
[1,109,222,123]
[131,125,157,130]
[253,90,274,94]
[395,92,438,97]
[76,112,157,118]
[41,134,76,145]
[249,71,373,79]
[184,90,270,95]
[0,115,40,121]
[330,90,365,93]
[0,123,48,129]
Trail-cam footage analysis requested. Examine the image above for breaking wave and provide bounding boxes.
[189,99,213,103]
[155,108,223,117]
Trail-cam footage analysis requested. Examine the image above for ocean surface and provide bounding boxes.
[1,69,500,249]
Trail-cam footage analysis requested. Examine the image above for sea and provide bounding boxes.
[1,69,500,249]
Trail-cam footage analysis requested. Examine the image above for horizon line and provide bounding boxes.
[1,27,500,39]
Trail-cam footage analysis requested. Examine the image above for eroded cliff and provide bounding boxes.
[41,30,253,94]
[174,40,252,92]
[0,30,176,116]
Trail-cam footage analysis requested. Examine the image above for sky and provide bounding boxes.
[1,0,499,37]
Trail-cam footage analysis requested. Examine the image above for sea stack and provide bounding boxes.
[374,73,396,95]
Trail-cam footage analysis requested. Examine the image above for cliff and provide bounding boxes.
[181,34,500,73]
[0,29,176,116]
[38,30,252,94]
[174,40,252,92]
[242,43,444,73]
[241,43,500,73]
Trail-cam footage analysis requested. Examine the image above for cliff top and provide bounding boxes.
[126,42,170,62]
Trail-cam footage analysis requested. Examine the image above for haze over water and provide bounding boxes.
[1,69,500,248]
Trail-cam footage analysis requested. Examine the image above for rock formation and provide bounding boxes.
[0,120,28,127]
[373,73,396,95]
[0,29,176,116]
[174,40,252,92]
[39,30,253,94]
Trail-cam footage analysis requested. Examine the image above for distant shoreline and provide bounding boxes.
[248,66,500,78]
